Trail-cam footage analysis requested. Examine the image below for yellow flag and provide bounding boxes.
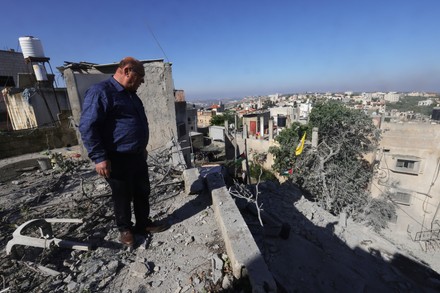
[295,132,306,156]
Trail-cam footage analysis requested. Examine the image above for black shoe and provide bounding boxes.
[120,230,134,246]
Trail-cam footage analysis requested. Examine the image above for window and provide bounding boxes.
[391,192,411,205]
[396,159,415,169]
[392,156,421,175]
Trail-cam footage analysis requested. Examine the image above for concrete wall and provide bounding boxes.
[229,133,286,183]
[209,126,225,141]
[175,101,188,138]
[175,101,191,166]
[190,132,204,150]
[187,106,197,132]
[0,50,32,86]
[3,86,70,130]
[371,122,440,235]
[138,61,178,152]
[0,112,77,159]
[269,106,297,123]
[33,88,70,126]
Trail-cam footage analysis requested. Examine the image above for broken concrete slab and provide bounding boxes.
[205,171,277,293]
[182,168,205,195]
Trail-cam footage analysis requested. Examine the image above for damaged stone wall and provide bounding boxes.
[137,61,179,153]
[2,87,70,130]
[0,112,78,159]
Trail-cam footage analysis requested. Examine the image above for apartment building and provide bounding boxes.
[371,122,440,239]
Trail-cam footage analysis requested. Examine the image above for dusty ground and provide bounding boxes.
[236,181,440,292]
[1,146,440,292]
[0,147,238,293]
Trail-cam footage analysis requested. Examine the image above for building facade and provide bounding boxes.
[371,122,440,238]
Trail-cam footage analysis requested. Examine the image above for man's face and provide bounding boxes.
[125,65,145,92]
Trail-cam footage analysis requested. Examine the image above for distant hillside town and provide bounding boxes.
[192,91,440,243]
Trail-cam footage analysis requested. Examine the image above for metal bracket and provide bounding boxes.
[6,218,90,255]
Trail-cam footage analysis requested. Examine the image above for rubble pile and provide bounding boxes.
[234,180,440,292]
[0,149,235,293]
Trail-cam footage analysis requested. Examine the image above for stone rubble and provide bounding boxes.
[234,180,440,292]
[0,148,238,293]
[3,146,439,292]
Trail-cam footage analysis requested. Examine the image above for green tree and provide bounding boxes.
[262,100,276,109]
[268,122,308,174]
[210,110,235,126]
[388,96,437,117]
[270,101,395,224]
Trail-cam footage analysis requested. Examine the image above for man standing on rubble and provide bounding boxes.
[79,57,169,247]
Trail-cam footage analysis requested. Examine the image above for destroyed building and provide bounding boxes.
[0,39,193,166]
[0,38,77,159]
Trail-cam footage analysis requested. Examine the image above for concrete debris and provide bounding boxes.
[36,265,60,276]
[222,274,233,289]
[0,147,234,292]
[3,145,437,292]
[211,254,224,284]
[184,236,194,245]
[239,180,440,292]
[129,262,152,278]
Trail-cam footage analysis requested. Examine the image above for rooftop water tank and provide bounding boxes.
[18,36,46,59]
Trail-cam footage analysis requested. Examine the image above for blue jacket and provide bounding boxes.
[79,77,149,163]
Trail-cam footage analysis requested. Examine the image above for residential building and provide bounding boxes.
[418,99,434,106]
[242,111,270,137]
[269,106,298,129]
[197,102,224,128]
[371,122,440,238]
[197,109,214,128]
[298,100,313,119]
[186,104,198,132]
[384,92,401,103]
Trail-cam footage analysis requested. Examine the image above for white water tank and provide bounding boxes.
[18,36,46,58]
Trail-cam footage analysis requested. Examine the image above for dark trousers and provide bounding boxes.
[106,152,150,232]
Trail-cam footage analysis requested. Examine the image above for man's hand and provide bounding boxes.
[96,160,111,178]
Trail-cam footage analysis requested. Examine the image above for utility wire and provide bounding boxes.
[372,181,426,228]
[145,20,170,62]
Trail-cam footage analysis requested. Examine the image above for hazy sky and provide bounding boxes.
[2,0,439,100]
